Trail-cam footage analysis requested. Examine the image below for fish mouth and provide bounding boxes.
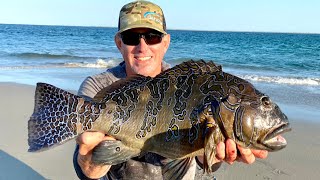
[262,123,291,151]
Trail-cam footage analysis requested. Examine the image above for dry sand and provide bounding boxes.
[1,82,319,180]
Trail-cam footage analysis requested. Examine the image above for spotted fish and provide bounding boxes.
[28,60,291,178]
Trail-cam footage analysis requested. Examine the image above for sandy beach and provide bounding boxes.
[1,82,319,180]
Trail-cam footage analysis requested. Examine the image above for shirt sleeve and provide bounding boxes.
[78,74,115,99]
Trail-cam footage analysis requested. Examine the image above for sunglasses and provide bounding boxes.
[120,31,164,46]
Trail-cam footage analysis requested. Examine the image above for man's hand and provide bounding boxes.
[76,131,115,179]
[197,138,268,171]
[221,139,268,164]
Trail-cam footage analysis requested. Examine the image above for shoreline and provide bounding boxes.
[1,82,319,179]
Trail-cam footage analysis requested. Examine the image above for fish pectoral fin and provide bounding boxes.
[91,140,141,165]
[162,157,195,180]
[203,124,223,173]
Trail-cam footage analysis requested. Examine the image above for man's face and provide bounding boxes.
[115,28,170,77]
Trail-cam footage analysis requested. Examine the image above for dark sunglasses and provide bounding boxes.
[120,31,164,46]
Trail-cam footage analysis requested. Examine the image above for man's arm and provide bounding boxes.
[74,75,120,179]
[74,132,114,179]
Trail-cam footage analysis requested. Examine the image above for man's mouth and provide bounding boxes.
[135,56,152,61]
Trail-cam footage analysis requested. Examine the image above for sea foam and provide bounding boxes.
[0,59,120,69]
[241,75,320,86]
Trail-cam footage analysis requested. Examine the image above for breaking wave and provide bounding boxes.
[1,57,319,86]
[62,59,119,68]
[9,52,91,60]
[241,75,320,86]
[0,59,120,69]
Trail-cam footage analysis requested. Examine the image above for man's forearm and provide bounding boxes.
[73,145,110,179]
[77,154,111,179]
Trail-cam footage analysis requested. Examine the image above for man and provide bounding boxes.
[73,1,268,179]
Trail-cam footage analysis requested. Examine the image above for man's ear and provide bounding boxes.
[115,33,122,50]
[162,34,171,53]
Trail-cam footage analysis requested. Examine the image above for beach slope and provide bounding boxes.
[0,83,77,179]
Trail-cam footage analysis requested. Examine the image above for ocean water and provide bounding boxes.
[1,24,319,121]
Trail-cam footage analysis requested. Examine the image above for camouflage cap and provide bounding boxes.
[118,0,167,34]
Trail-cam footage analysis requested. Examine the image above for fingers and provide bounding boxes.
[223,139,269,165]
[237,145,255,164]
[251,149,268,159]
[225,139,237,164]
[216,139,239,164]
[204,138,269,167]
[236,146,268,164]
[76,131,114,155]
[215,142,225,161]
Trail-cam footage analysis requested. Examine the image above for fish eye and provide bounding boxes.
[261,96,271,106]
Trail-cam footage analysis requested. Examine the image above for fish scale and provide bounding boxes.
[28,60,291,177]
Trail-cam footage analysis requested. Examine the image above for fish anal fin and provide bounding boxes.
[162,157,195,180]
[91,140,141,165]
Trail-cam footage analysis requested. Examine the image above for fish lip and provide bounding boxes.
[262,122,291,151]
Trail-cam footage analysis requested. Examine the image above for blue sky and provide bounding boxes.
[0,0,319,33]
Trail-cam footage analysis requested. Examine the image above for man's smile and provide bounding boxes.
[135,56,152,61]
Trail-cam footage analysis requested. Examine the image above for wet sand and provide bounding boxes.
[1,82,319,179]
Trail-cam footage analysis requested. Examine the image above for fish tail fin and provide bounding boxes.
[28,83,98,152]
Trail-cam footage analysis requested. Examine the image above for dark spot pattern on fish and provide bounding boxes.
[166,118,181,142]
[102,77,150,135]
[136,100,159,138]
[28,84,105,151]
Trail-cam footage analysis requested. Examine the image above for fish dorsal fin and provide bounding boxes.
[161,59,222,77]
[92,75,151,102]
[92,60,221,102]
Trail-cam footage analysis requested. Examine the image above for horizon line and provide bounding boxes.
[1,23,319,35]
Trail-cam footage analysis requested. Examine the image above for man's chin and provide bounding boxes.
[133,68,158,77]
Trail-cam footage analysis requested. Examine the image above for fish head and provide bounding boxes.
[231,91,291,151]
[213,80,291,152]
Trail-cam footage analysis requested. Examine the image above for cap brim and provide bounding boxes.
[118,24,167,34]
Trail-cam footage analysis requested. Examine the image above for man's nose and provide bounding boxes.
[136,38,148,52]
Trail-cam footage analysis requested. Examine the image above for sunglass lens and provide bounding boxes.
[121,32,163,46]
[121,33,140,46]
[145,33,163,45]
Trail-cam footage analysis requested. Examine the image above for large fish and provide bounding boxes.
[28,60,290,178]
